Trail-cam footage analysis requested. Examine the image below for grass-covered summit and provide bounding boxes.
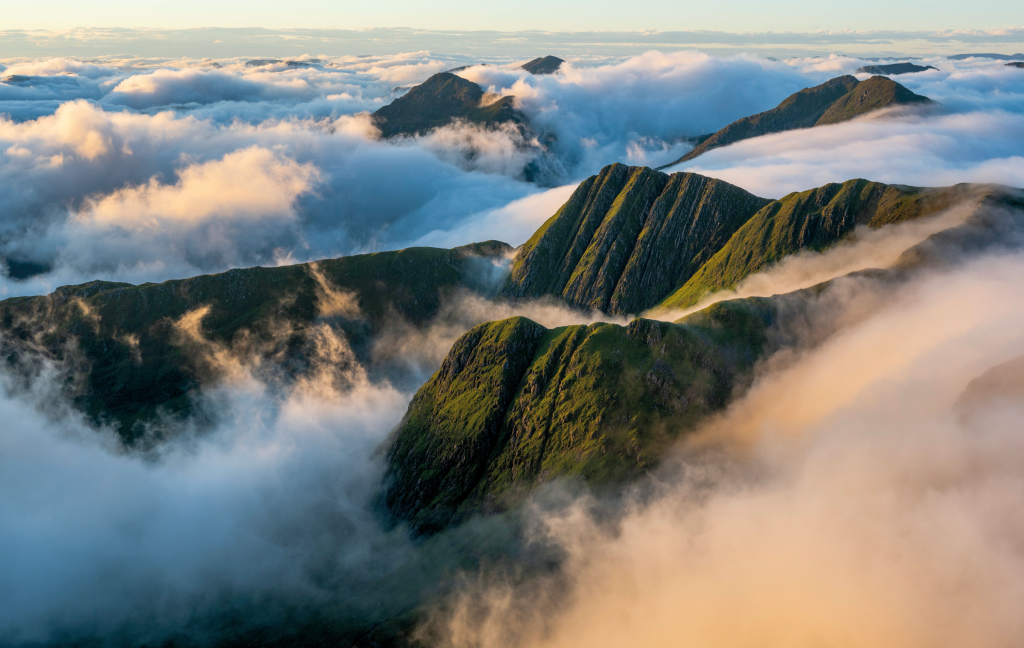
[385,301,774,533]
[498,164,978,316]
[855,63,938,75]
[660,75,934,166]
[372,72,525,138]
[0,242,510,444]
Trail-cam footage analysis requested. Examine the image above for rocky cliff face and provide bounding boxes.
[371,72,525,138]
[0,242,511,443]
[498,163,771,315]
[384,301,775,532]
[663,75,934,166]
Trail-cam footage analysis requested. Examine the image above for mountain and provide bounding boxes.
[855,63,938,75]
[497,164,771,315]
[1008,62,1024,69]
[660,75,934,167]
[384,303,774,533]
[948,53,1024,61]
[371,72,524,138]
[497,164,980,316]
[520,56,565,75]
[654,179,980,311]
[0,242,510,444]
[384,182,1024,533]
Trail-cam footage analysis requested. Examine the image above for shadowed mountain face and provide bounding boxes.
[661,75,934,166]
[855,63,938,75]
[948,52,1024,60]
[498,164,771,315]
[1008,62,1024,69]
[371,72,524,138]
[0,242,510,444]
[520,56,565,75]
[384,304,771,533]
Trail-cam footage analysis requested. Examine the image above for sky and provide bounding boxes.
[3,0,1022,32]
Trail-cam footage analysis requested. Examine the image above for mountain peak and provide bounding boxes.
[520,56,565,75]
[372,72,523,138]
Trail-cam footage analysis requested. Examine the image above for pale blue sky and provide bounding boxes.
[4,0,1022,32]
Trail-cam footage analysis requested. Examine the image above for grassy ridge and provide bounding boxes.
[384,299,777,532]
[0,242,510,443]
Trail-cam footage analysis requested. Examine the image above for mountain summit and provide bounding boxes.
[520,56,565,75]
[661,75,934,167]
[371,72,524,138]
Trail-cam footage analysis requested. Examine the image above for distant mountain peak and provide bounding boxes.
[855,63,938,75]
[520,56,565,75]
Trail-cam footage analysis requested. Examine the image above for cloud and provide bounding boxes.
[429,248,1024,648]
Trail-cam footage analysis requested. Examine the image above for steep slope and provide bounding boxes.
[498,163,771,315]
[385,301,774,532]
[654,180,983,311]
[661,75,933,166]
[520,56,565,75]
[855,63,938,75]
[0,242,511,443]
[385,190,1024,533]
[371,72,524,138]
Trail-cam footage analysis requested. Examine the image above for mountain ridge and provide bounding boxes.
[659,75,934,167]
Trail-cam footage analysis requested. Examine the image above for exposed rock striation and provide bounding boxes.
[661,75,934,166]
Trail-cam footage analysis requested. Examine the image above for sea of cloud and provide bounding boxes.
[1,51,1022,299]
[430,247,1024,648]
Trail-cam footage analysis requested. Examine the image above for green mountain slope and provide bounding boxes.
[0,242,510,443]
[660,75,934,166]
[385,300,775,532]
[372,72,524,138]
[655,179,979,311]
[498,163,771,315]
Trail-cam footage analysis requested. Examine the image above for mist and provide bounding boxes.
[426,243,1024,648]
